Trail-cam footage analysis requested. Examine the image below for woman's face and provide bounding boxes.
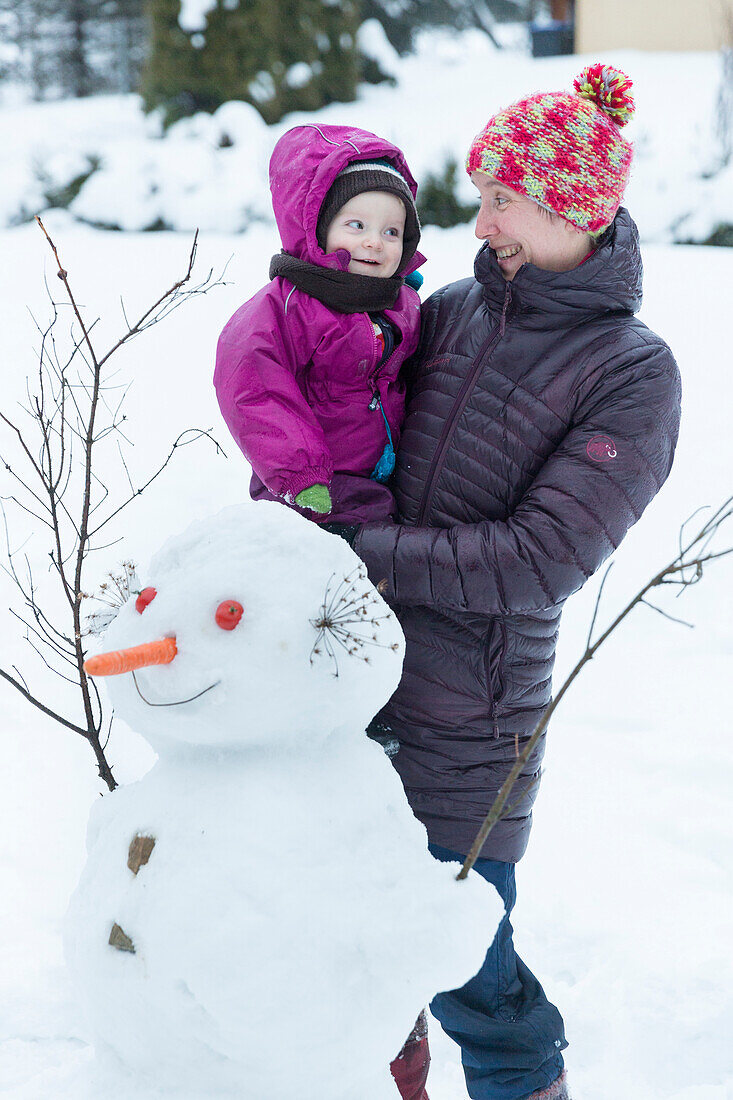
[470,172,591,281]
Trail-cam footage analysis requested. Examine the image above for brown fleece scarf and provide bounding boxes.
[269,251,403,314]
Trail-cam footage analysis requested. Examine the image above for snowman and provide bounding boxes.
[66,502,503,1098]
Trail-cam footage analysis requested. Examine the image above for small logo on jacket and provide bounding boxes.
[587,435,617,462]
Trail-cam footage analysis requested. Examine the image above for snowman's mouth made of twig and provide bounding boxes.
[131,671,220,707]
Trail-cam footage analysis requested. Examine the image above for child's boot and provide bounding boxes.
[389,1010,430,1100]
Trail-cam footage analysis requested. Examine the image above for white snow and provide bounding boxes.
[357,19,402,77]
[177,0,216,34]
[0,33,730,241]
[63,504,498,1096]
[285,62,316,90]
[1,24,732,1100]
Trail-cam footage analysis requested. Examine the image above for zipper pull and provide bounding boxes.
[368,393,379,411]
[493,717,500,740]
[499,284,512,336]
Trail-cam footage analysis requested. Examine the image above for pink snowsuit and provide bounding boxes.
[213,124,425,524]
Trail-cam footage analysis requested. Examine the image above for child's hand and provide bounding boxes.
[295,484,332,514]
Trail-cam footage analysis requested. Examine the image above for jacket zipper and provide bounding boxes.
[485,618,508,739]
[368,313,395,409]
[367,315,399,477]
[369,313,395,385]
[416,283,513,526]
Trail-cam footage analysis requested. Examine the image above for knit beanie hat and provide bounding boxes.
[466,63,636,233]
[316,158,421,271]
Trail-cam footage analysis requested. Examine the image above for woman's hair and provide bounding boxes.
[537,202,609,244]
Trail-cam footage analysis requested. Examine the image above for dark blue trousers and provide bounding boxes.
[428,843,567,1100]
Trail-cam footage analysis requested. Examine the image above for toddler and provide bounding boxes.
[214,124,424,524]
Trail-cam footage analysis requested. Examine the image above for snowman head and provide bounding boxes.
[85,503,405,753]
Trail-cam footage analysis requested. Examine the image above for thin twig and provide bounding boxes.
[585,562,613,649]
[1,221,225,793]
[457,500,733,880]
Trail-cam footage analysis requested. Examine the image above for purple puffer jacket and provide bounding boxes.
[214,124,425,524]
[354,209,682,863]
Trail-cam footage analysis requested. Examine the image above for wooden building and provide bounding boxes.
[575,0,733,53]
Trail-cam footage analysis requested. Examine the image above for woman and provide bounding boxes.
[347,65,682,1100]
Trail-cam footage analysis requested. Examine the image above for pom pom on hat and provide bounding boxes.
[573,63,635,127]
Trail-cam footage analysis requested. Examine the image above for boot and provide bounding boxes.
[524,1069,570,1100]
[389,1010,430,1100]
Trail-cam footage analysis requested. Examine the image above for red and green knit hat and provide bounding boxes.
[466,64,636,233]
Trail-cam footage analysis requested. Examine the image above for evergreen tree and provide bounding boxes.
[140,0,201,120]
[142,0,362,127]
[417,158,479,229]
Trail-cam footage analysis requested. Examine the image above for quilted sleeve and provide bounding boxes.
[354,335,682,614]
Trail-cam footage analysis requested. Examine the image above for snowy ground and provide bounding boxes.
[1,216,731,1099]
[1,27,733,1100]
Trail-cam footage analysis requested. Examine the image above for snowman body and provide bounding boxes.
[66,504,503,1098]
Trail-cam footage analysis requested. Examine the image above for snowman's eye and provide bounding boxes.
[215,600,244,631]
[135,587,157,614]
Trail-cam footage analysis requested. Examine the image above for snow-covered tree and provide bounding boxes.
[142,0,362,126]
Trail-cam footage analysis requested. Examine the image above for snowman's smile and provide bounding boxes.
[131,671,220,707]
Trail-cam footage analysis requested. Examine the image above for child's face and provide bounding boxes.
[324,191,406,278]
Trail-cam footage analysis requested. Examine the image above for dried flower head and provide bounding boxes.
[83,561,140,636]
[310,564,399,677]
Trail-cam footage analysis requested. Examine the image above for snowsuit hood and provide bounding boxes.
[269,124,426,278]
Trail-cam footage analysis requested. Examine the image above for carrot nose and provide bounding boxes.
[84,637,178,677]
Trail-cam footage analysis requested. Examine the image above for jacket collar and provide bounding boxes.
[473,208,643,325]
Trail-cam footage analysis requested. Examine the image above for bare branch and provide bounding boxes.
[1,219,224,793]
[585,561,613,649]
[21,630,82,686]
[0,493,54,529]
[0,413,54,506]
[639,598,694,629]
[0,666,90,737]
[457,501,733,880]
[35,218,101,373]
[89,428,225,537]
[11,664,30,693]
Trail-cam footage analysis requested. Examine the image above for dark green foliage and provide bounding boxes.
[42,155,101,209]
[143,216,175,231]
[418,159,479,229]
[681,223,733,247]
[360,53,396,88]
[142,0,364,127]
[140,0,205,124]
